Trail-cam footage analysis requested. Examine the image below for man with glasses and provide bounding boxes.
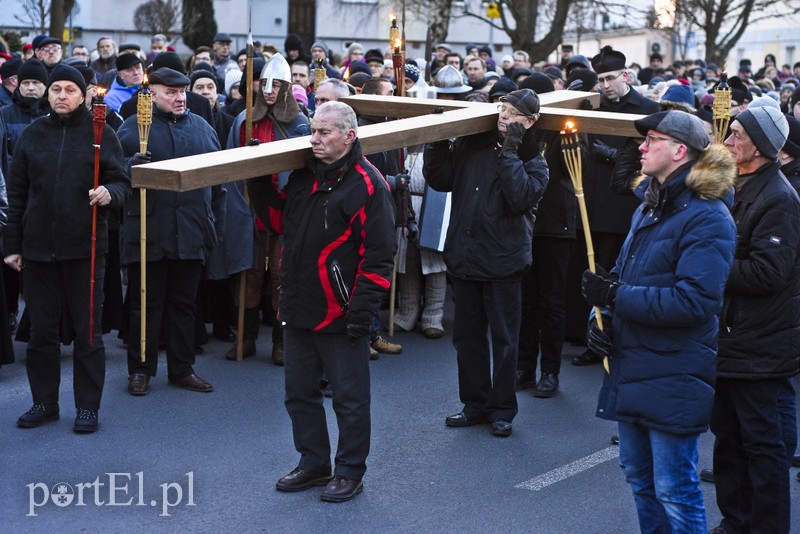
[35,37,63,73]
[424,89,549,437]
[212,33,237,80]
[581,110,737,533]
[70,45,90,65]
[571,45,659,367]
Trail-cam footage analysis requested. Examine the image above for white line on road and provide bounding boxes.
[514,446,620,491]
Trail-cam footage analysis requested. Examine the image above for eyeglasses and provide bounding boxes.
[41,45,62,53]
[597,71,623,85]
[497,104,531,119]
[643,133,678,147]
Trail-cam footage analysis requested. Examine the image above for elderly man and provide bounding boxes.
[582,111,737,532]
[34,37,63,72]
[104,53,143,112]
[91,37,116,78]
[709,106,800,534]
[6,64,130,433]
[117,67,225,396]
[272,101,395,502]
[424,89,549,437]
[212,33,238,79]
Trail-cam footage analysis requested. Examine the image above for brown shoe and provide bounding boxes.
[275,467,332,492]
[371,335,402,354]
[320,475,363,502]
[271,343,285,366]
[128,373,150,396]
[225,339,256,361]
[169,373,214,392]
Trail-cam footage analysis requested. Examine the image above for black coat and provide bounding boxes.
[585,88,659,235]
[118,91,214,129]
[423,129,549,281]
[0,91,50,175]
[5,107,131,261]
[117,108,226,265]
[718,161,800,378]
[529,129,579,239]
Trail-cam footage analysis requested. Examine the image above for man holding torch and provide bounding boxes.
[7,64,130,433]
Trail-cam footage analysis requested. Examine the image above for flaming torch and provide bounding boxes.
[560,121,610,374]
[713,72,732,144]
[89,86,107,344]
[137,75,152,363]
[390,15,404,97]
[313,59,326,92]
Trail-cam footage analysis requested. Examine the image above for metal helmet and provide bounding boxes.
[260,53,291,90]
[432,65,471,94]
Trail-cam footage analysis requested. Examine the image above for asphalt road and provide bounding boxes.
[1,301,798,533]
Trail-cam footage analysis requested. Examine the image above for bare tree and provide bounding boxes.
[49,0,76,42]
[14,0,50,34]
[133,0,183,39]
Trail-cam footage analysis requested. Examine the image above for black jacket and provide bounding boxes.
[423,129,549,281]
[117,108,226,265]
[278,141,396,332]
[6,107,130,261]
[718,161,800,378]
[529,129,579,239]
[118,91,214,130]
[0,91,50,175]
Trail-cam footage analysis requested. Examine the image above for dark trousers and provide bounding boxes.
[126,259,202,380]
[283,327,371,480]
[711,377,791,534]
[451,277,521,423]
[24,257,106,409]
[519,237,572,375]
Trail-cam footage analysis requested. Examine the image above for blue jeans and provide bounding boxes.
[618,422,707,534]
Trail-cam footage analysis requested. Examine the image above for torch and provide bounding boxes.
[560,121,610,374]
[137,76,152,363]
[89,86,107,344]
[713,72,732,144]
[390,15,404,97]
[313,59,326,92]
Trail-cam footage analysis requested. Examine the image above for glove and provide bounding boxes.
[131,151,151,166]
[586,316,614,360]
[502,122,526,155]
[581,265,620,309]
[386,173,410,194]
[592,140,619,163]
[346,310,373,340]
[406,221,419,242]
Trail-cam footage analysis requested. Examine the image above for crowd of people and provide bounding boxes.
[0,29,798,526]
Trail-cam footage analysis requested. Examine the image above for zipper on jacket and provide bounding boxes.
[330,260,350,312]
[323,200,329,231]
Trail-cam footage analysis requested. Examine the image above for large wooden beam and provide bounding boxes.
[132,92,640,192]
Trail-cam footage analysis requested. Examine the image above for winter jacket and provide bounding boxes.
[117,107,226,265]
[277,140,396,332]
[104,77,139,113]
[423,129,549,281]
[0,91,50,175]
[781,158,800,195]
[596,145,737,434]
[5,106,131,261]
[529,129,578,239]
[717,160,800,378]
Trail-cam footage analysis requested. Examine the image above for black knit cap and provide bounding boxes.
[784,115,800,158]
[364,49,384,65]
[566,68,598,92]
[116,53,143,72]
[149,67,190,87]
[47,64,87,95]
[190,69,216,90]
[152,51,186,74]
[591,46,626,74]
[76,65,97,87]
[500,88,540,116]
[17,58,48,84]
[488,77,517,100]
[519,73,554,94]
[0,57,22,79]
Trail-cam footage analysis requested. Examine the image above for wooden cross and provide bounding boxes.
[131,91,644,192]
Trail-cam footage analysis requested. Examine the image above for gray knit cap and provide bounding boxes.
[735,106,789,160]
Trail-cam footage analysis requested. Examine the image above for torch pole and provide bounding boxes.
[89,92,107,344]
[137,84,153,363]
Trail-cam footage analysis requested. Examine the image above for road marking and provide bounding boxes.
[514,446,620,491]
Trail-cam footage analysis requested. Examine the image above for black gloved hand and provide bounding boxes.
[502,122,526,155]
[346,310,373,340]
[131,151,152,166]
[586,316,614,360]
[386,173,410,194]
[581,265,620,308]
[592,140,619,163]
[406,221,419,242]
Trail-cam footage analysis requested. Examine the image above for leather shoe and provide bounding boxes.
[423,327,444,339]
[699,468,714,483]
[271,343,285,366]
[445,411,486,427]
[214,326,236,342]
[225,339,256,361]
[275,467,332,492]
[515,369,536,391]
[169,373,214,392]
[17,403,59,428]
[74,408,99,433]
[572,349,601,366]
[491,419,513,437]
[128,373,150,396]
[320,476,363,502]
[533,373,559,398]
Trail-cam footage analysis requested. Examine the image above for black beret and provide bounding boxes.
[118,42,141,52]
[17,58,48,84]
[149,67,190,87]
[152,51,186,74]
[36,36,61,50]
[116,53,143,72]
[364,49,384,65]
[591,46,626,74]
[488,77,517,100]
[519,73,554,94]
[47,64,87,95]
[0,57,22,79]
[214,33,232,43]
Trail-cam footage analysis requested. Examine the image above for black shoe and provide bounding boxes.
[610,435,619,445]
[9,313,17,334]
[445,411,486,427]
[275,467,332,492]
[320,476,363,502]
[17,404,59,428]
[792,454,800,468]
[74,409,99,433]
[515,370,536,391]
[491,419,513,437]
[532,373,559,398]
[699,468,714,483]
[572,349,601,366]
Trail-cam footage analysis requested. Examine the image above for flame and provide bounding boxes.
[565,121,575,130]
[394,38,402,49]
[390,14,396,23]
[143,73,149,85]
[96,86,107,97]
[343,67,350,81]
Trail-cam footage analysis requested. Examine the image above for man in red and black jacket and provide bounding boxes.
[270,101,395,503]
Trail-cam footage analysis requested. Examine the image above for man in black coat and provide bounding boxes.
[5,65,130,433]
[711,106,800,534]
[117,67,226,396]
